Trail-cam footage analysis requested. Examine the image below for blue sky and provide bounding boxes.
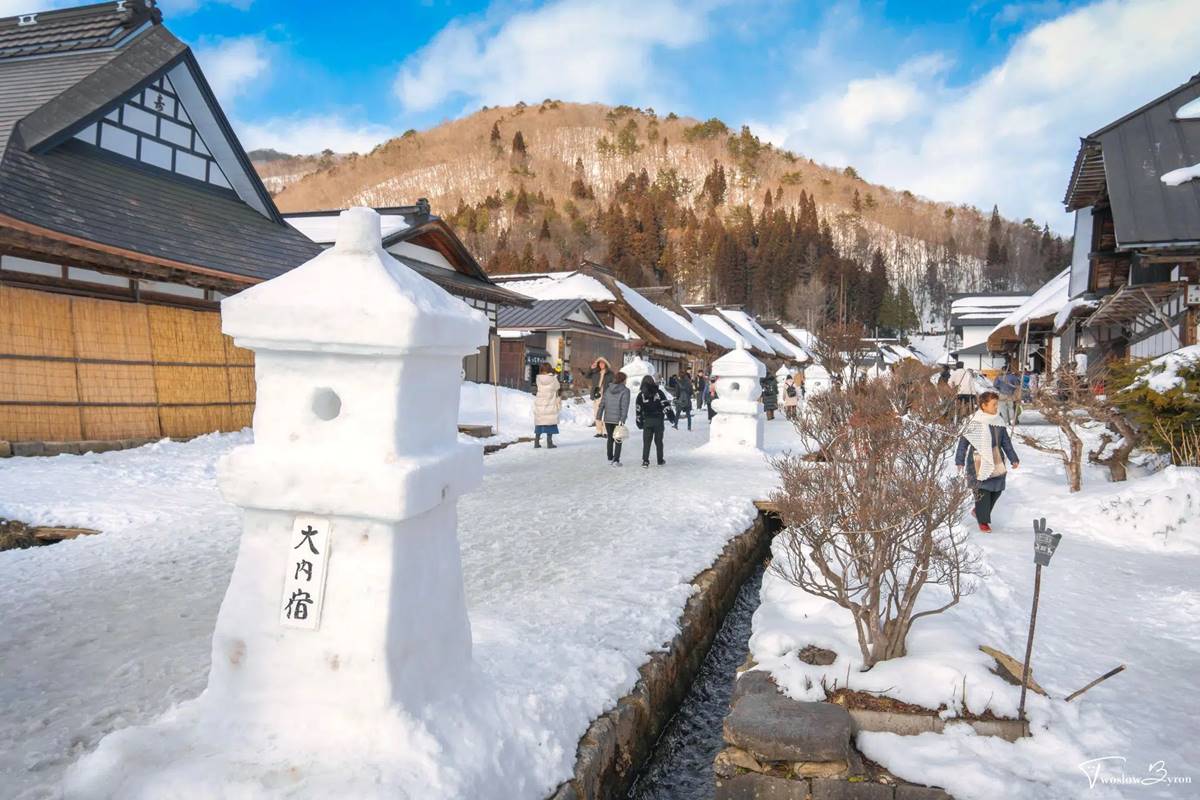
[8,0,1199,231]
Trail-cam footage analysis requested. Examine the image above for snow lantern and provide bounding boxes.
[804,362,831,395]
[621,354,656,393]
[709,340,765,449]
[213,207,489,715]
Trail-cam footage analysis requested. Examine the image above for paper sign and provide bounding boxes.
[280,516,331,630]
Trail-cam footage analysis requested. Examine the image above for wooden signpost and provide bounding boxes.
[1019,517,1062,720]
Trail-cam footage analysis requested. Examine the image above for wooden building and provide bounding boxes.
[284,203,531,383]
[1057,69,1200,372]
[948,293,1029,373]
[493,262,707,380]
[495,298,624,390]
[0,1,321,447]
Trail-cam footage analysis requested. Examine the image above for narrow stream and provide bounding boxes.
[626,563,765,800]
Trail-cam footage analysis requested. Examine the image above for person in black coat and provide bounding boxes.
[955,391,1020,532]
[760,370,779,420]
[635,375,675,467]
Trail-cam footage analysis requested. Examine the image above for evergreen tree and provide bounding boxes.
[514,186,531,218]
[984,204,1007,290]
[539,218,551,240]
[511,130,527,157]
[490,121,502,151]
[852,189,863,214]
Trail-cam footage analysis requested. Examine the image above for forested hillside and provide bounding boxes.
[255,101,1069,332]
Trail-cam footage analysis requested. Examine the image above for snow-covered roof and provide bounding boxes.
[784,326,817,349]
[700,313,743,347]
[286,213,411,245]
[614,280,706,348]
[1053,297,1100,332]
[764,329,808,361]
[991,268,1071,338]
[682,309,736,350]
[950,295,1029,324]
[716,309,777,355]
[494,271,616,303]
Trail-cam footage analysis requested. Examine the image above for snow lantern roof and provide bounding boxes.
[492,271,616,303]
[710,340,766,379]
[990,267,1071,341]
[286,212,411,245]
[222,207,488,355]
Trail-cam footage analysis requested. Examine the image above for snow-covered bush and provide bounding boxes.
[768,370,979,668]
[1111,346,1200,466]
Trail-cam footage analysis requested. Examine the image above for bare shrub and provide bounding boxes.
[1020,368,1140,489]
[770,371,979,668]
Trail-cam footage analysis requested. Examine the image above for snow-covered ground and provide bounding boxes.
[0,398,799,799]
[751,418,1200,799]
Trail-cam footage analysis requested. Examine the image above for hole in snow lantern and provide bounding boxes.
[311,387,342,421]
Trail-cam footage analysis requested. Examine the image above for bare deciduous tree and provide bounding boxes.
[810,322,868,386]
[770,371,980,668]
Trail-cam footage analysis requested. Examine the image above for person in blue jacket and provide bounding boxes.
[955,390,1020,533]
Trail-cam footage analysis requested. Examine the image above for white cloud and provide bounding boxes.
[236,115,392,156]
[394,0,715,112]
[194,35,270,105]
[760,0,1200,231]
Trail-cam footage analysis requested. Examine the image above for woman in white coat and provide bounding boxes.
[532,363,562,449]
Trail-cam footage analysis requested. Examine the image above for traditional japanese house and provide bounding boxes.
[987,269,1072,378]
[948,293,1029,372]
[1057,69,1200,372]
[632,286,734,372]
[0,0,322,449]
[493,262,707,380]
[495,298,625,390]
[283,203,531,383]
[684,304,778,362]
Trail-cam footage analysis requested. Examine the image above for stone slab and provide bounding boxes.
[811,778,895,800]
[725,693,851,763]
[732,669,779,704]
[896,785,954,800]
[0,440,10,458]
[715,774,810,800]
[42,442,81,456]
[11,442,45,457]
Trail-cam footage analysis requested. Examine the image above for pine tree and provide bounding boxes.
[852,189,863,214]
[490,121,502,151]
[514,186,531,218]
[984,204,1007,290]
[511,131,527,157]
[539,218,551,240]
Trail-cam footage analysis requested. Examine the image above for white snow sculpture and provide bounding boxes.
[214,205,488,709]
[775,364,792,405]
[63,208,489,797]
[709,339,765,450]
[804,363,832,395]
[621,354,656,392]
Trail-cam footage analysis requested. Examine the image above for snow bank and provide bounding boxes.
[1161,162,1200,186]
[1126,343,1200,394]
[458,381,594,443]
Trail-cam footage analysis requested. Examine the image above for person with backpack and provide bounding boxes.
[673,368,694,431]
[782,374,800,420]
[595,371,631,466]
[635,375,675,467]
[955,390,1020,533]
[760,368,779,420]
[532,363,561,449]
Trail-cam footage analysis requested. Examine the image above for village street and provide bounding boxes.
[0,403,792,799]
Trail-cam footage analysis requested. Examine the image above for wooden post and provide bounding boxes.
[1018,563,1042,720]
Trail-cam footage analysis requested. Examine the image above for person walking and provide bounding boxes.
[706,375,719,421]
[956,390,1020,533]
[674,368,694,431]
[695,373,708,411]
[635,375,675,467]
[760,368,779,420]
[994,366,1021,426]
[581,357,613,438]
[532,363,562,449]
[595,371,631,466]
[782,374,800,420]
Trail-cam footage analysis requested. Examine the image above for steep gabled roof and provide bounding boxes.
[1063,71,1200,247]
[497,297,623,338]
[0,1,316,284]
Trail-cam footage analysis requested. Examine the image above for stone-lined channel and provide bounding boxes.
[626,564,765,800]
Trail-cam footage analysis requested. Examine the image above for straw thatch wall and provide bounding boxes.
[0,286,253,443]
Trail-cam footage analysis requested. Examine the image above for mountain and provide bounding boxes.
[255,101,1069,332]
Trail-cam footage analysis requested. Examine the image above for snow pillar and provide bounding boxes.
[620,354,657,393]
[709,340,765,450]
[212,207,489,716]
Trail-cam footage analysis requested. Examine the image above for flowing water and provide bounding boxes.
[626,564,765,800]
